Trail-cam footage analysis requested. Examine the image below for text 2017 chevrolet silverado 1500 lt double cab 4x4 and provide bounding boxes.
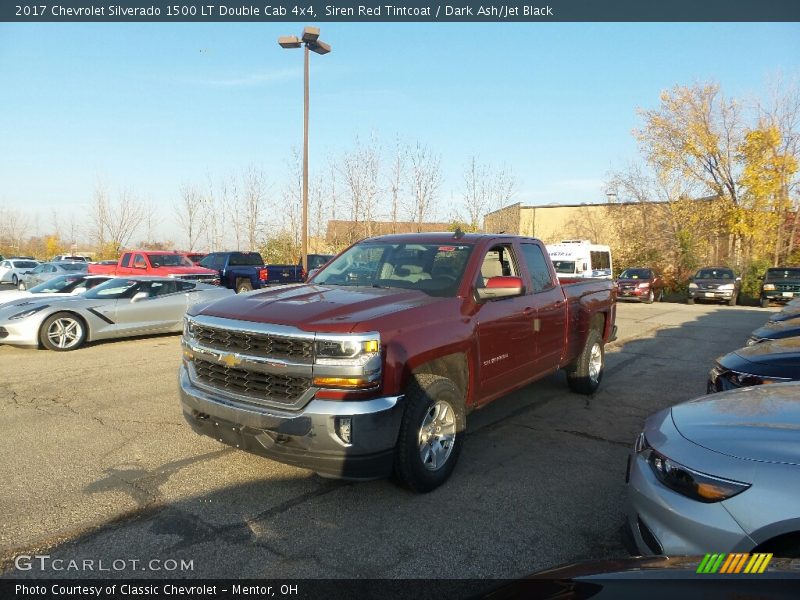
[179,233,617,492]
[89,251,218,283]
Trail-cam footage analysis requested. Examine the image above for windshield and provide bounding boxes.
[619,268,652,279]
[148,254,194,267]
[694,268,734,280]
[552,260,576,274]
[83,278,143,300]
[12,260,38,269]
[312,242,473,297]
[29,275,88,293]
[766,268,800,280]
[60,263,88,272]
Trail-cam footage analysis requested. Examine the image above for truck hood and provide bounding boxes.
[671,384,800,465]
[191,283,443,332]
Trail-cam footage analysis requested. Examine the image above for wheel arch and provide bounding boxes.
[38,310,91,347]
[407,352,469,410]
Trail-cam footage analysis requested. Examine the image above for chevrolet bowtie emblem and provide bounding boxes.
[221,353,241,368]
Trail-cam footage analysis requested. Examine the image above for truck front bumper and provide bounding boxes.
[179,365,405,480]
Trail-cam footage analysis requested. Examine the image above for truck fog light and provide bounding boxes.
[335,417,353,445]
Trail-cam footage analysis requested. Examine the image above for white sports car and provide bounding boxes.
[0,276,234,351]
[0,274,111,307]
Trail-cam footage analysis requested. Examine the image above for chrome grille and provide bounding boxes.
[191,357,310,404]
[192,324,313,362]
[776,283,800,293]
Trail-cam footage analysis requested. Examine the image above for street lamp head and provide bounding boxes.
[302,27,320,43]
[278,35,302,49]
[308,40,331,55]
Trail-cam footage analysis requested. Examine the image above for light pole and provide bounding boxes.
[278,27,331,274]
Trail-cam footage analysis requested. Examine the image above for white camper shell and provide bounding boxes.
[546,240,613,280]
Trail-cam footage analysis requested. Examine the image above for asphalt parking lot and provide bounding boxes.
[0,294,777,579]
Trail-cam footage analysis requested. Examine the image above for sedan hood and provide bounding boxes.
[617,278,650,285]
[731,337,800,365]
[192,283,442,332]
[691,278,736,286]
[751,319,800,341]
[771,307,800,322]
[671,383,800,465]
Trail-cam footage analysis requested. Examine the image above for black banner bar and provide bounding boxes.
[3,0,800,23]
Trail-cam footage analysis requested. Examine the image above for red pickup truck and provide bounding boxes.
[179,233,617,492]
[89,251,218,283]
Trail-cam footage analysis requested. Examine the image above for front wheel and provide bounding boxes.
[644,290,654,304]
[39,312,87,351]
[394,374,465,493]
[657,289,664,302]
[18,280,26,290]
[760,296,770,308]
[687,297,695,305]
[565,329,605,395]
[728,295,737,307]
[11,275,18,286]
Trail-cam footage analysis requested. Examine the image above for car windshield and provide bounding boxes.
[83,278,142,300]
[29,275,87,293]
[312,242,473,297]
[552,260,576,274]
[619,268,652,279]
[12,260,38,269]
[58,263,87,272]
[147,254,194,267]
[766,268,800,280]
[695,268,734,280]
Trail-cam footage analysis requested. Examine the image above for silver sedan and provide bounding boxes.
[0,276,234,351]
[627,383,800,557]
[19,262,88,290]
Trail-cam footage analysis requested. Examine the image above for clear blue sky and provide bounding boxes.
[1,22,799,244]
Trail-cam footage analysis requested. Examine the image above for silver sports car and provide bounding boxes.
[627,382,800,558]
[19,261,88,290]
[0,274,112,307]
[0,276,234,351]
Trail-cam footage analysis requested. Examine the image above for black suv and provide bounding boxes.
[760,267,800,308]
[687,267,741,306]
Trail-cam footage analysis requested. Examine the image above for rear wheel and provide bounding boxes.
[760,296,770,308]
[394,374,465,493]
[236,279,253,293]
[565,329,604,395]
[39,312,87,351]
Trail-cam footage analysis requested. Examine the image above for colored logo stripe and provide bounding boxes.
[698,553,773,574]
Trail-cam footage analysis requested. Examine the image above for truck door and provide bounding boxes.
[519,242,567,376]
[473,243,535,402]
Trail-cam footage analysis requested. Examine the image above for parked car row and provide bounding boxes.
[627,295,800,559]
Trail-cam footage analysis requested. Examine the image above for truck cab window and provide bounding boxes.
[478,245,518,286]
[120,254,132,268]
[520,243,555,292]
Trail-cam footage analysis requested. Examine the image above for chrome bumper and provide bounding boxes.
[179,365,405,479]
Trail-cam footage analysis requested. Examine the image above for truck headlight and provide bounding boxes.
[763,283,776,291]
[315,337,379,360]
[689,283,698,289]
[647,449,750,503]
[718,283,735,291]
[637,282,650,288]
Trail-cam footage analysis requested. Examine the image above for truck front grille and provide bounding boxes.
[193,324,313,362]
[191,357,310,405]
[776,283,800,293]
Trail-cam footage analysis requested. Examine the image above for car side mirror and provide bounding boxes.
[131,291,150,302]
[475,276,524,301]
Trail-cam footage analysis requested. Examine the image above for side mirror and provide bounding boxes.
[131,291,150,302]
[475,276,524,301]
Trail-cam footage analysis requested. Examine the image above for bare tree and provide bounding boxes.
[175,184,207,251]
[338,134,382,240]
[242,166,268,250]
[0,205,31,254]
[406,142,442,229]
[387,137,406,233]
[90,185,147,254]
[462,156,517,230]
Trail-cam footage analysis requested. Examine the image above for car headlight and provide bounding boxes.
[9,305,49,320]
[183,316,197,338]
[718,283,735,291]
[729,371,791,386]
[746,336,762,346]
[763,283,776,291]
[647,449,750,503]
[637,282,650,288]
[689,283,698,289]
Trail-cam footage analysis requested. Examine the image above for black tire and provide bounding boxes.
[39,312,87,351]
[728,295,737,307]
[759,536,800,559]
[565,328,605,395]
[18,280,26,291]
[236,279,253,293]
[687,297,695,305]
[11,275,18,286]
[394,374,465,493]
[644,290,654,304]
[760,297,770,309]
[657,289,664,302]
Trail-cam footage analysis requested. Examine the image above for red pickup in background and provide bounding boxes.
[89,251,218,283]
